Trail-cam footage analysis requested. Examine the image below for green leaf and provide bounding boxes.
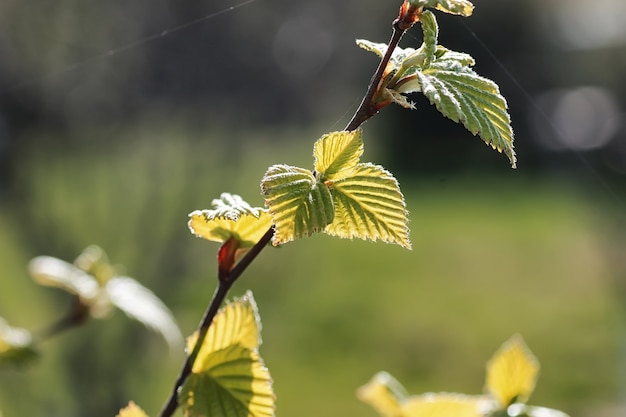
[180,292,274,417]
[116,401,149,417]
[188,193,273,248]
[485,335,539,409]
[314,130,363,178]
[262,131,410,248]
[396,50,516,167]
[326,163,411,249]
[261,164,334,245]
[409,0,474,16]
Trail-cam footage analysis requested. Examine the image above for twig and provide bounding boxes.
[158,227,274,417]
[159,3,423,415]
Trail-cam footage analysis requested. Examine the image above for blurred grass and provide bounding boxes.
[0,123,624,416]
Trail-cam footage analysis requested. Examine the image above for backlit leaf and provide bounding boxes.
[357,372,409,417]
[180,346,274,417]
[401,61,516,167]
[187,291,261,369]
[409,0,474,16]
[181,292,274,417]
[485,335,539,408]
[313,130,363,178]
[29,248,183,351]
[262,131,410,248]
[188,193,272,248]
[325,163,411,249]
[261,165,334,245]
[116,401,149,417]
[403,393,485,417]
[29,256,99,300]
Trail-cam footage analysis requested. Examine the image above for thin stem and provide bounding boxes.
[159,4,420,415]
[158,226,274,417]
[35,297,90,343]
[345,26,406,131]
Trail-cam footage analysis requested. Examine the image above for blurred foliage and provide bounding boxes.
[0,125,624,416]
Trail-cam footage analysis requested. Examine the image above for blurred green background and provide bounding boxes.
[1,0,625,417]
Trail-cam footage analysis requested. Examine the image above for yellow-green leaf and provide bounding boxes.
[357,372,409,417]
[410,0,474,16]
[325,163,411,249]
[485,335,539,408]
[402,393,485,417]
[261,165,334,245]
[313,130,363,178]
[188,193,272,248]
[187,291,261,372]
[116,401,149,417]
[181,292,274,417]
[180,346,274,417]
[412,64,516,167]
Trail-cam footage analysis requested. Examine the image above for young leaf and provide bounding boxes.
[262,130,410,248]
[357,372,409,417]
[325,163,411,249]
[116,401,149,417]
[29,256,100,301]
[29,247,183,351]
[398,59,516,167]
[485,335,539,408]
[313,130,363,178]
[261,164,334,245]
[180,292,274,417]
[188,193,272,248]
[403,393,485,417]
[409,0,474,16]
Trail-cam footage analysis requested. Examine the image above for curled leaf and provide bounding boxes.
[188,193,272,248]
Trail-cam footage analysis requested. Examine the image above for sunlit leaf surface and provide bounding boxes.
[485,335,539,408]
[181,292,274,417]
[403,393,485,417]
[410,0,474,16]
[359,10,515,167]
[261,164,333,245]
[116,401,149,417]
[188,193,272,248]
[326,163,411,249]
[262,131,410,248]
[357,372,408,417]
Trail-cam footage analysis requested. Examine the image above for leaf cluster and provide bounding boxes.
[358,335,568,417]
